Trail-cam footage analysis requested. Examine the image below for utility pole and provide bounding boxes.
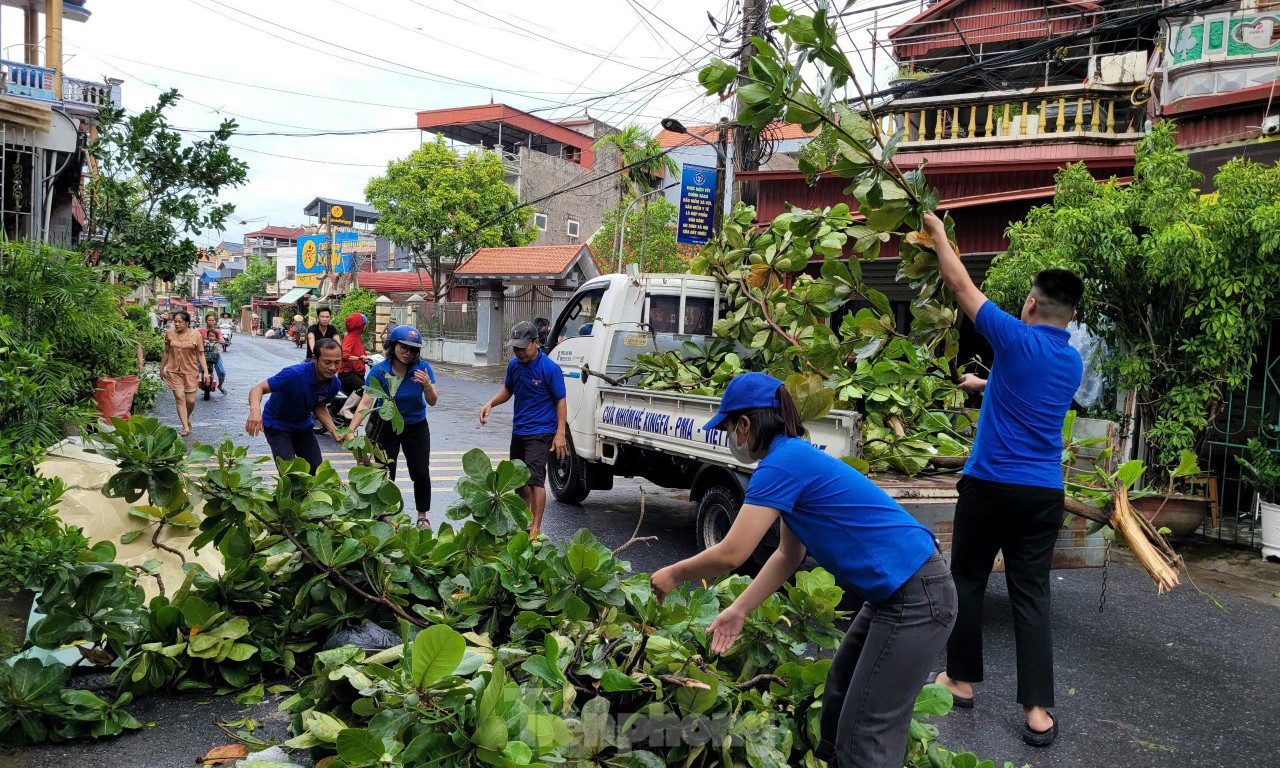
[714,117,729,233]
[733,0,768,210]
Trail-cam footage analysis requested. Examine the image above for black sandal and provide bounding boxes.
[1020,714,1057,747]
[929,672,974,709]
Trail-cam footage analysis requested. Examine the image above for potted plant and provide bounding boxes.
[985,122,1280,527]
[1237,436,1280,561]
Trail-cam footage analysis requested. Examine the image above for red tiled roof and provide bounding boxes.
[244,225,306,240]
[455,245,590,278]
[356,271,435,294]
[656,121,817,148]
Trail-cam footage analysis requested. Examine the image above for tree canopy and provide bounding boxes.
[84,90,248,282]
[365,137,534,299]
[589,196,691,274]
[985,122,1280,474]
[221,255,276,312]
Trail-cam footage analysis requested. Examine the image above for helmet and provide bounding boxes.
[345,312,367,332]
[294,314,304,322]
[388,325,423,348]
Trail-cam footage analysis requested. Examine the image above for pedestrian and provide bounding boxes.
[649,372,954,768]
[478,320,567,537]
[306,307,341,360]
[922,212,1083,748]
[198,313,228,394]
[337,312,371,400]
[160,310,210,437]
[347,326,438,528]
[245,338,348,473]
[382,319,398,346]
[533,316,551,347]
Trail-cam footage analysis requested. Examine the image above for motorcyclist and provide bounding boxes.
[290,314,306,347]
[339,313,371,397]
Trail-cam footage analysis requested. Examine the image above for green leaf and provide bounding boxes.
[914,683,953,716]
[599,669,642,692]
[475,715,509,752]
[1170,450,1200,479]
[698,59,738,95]
[120,529,144,545]
[411,624,465,688]
[768,4,788,23]
[525,713,572,751]
[1115,460,1146,491]
[463,448,492,478]
[336,728,385,768]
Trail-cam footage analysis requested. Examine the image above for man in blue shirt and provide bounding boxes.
[479,321,567,537]
[923,212,1083,748]
[246,338,347,474]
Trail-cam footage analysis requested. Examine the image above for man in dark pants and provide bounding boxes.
[246,338,348,473]
[922,212,1084,748]
[478,321,567,538]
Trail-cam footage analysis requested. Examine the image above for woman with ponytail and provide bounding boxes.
[650,372,956,768]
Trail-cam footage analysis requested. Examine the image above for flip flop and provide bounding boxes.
[928,672,974,709]
[1020,714,1057,747]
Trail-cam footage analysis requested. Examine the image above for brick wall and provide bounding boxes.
[518,141,622,247]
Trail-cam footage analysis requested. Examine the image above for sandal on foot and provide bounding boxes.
[1020,714,1057,747]
[928,672,974,709]
[416,516,431,529]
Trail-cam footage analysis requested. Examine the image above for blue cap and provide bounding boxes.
[388,325,423,348]
[703,372,784,431]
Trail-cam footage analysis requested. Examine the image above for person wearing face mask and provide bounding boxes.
[649,372,956,768]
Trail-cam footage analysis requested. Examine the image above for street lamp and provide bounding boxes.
[661,117,733,232]
[616,182,679,273]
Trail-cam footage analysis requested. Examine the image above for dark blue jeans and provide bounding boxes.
[817,552,957,768]
[264,426,324,474]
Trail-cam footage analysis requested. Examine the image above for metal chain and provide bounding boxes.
[1097,540,1111,613]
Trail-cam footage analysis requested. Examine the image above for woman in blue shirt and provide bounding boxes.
[650,372,957,768]
[347,325,438,527]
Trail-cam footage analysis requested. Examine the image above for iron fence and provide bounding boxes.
[502,286,555,341]
[420,300,478,342]
[1201,317,1280,547]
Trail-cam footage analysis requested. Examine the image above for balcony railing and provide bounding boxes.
[880,84,1145,148]
[1,60,119,110]
[1,60,55,102]
[63,77,117,110]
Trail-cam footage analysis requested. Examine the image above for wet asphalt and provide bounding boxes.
[7,334,1279,767]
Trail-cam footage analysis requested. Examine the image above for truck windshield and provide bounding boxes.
[548,287,608,351]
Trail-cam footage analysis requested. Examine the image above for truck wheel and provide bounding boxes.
[695,485,739,553]
[696,484,779,572]
[549,435,590,505]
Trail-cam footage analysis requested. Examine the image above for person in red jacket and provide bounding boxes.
[338,313,371,399]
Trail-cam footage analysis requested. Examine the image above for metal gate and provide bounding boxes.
[502,285,554,341]
[1202,317,1280,547]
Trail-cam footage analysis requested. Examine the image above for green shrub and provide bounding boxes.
[0,440,87,593]
[337,288,378,346]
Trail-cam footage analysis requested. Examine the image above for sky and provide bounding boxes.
[1,0,905,250]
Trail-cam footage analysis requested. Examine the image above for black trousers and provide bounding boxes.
[816,552,956,768]
[369,417,431,513]
[338,371,364,396]
[264,427,324,475]
[946,474,1066,708]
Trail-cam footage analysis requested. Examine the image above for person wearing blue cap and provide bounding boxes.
[347,325,438,528]
[650,372,955,768]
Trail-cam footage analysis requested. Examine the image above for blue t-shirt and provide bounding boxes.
[744,436,936,602]
[262,361,340,432]
[965,301,1084,489]
[504,352,567,435]
[365,359,436,425]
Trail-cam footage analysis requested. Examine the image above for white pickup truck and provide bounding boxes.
[542,272,1104,570]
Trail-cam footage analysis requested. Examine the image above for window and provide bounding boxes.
[534,212,548,231]
[566,218,580,238]
[562,146,582,163]
[683,297,715,336]
[285,266,296,280]
[648,295,681,334]
[548,286,608,351]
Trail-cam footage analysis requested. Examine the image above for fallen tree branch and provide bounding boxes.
[1063,496,1113,526]
[613,486,659,555]
[151,521,186,564]
[658,674,712,690]
[735,674,787,691]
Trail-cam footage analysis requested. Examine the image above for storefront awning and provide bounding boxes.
[277,287,315,304]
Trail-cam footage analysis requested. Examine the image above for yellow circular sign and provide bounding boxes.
[301,239,318,269]
[330,204,344,219]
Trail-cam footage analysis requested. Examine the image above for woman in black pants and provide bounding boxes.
[346,325,437,527]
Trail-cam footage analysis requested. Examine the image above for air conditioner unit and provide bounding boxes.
[1263,115,1280,136]
[1097,52,1147,85]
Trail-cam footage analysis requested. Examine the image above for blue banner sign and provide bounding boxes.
[676,164,718,245]
[296,232,359,285]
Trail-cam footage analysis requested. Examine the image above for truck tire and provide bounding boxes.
[549,434,590,505]
[696,483,780,572]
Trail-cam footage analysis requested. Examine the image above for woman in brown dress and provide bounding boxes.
[160,310,210,436]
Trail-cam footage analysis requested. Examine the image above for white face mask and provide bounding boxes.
[728,420,756,464]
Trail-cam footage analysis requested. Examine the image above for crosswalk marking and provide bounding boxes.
[185,450,515,493]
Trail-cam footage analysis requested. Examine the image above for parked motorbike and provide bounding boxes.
[318,353,384,434]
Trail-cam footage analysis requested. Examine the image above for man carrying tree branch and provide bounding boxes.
[922,212,1084,748]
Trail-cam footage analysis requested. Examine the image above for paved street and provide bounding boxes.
[11,334,1280,767]
[150,334,700,575]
